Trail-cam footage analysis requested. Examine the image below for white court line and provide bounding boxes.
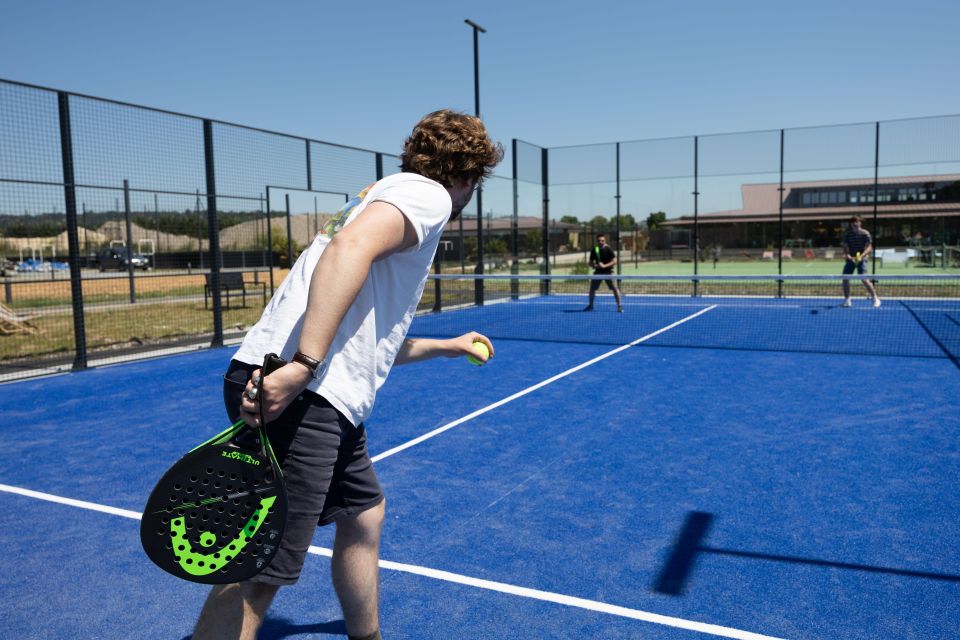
[307,545,784,640]
[372,305,718,463]
[0,482,784,640]
[0,483,143,520]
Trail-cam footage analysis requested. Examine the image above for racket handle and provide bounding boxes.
[257,353,288,468]
[262,353,287,377]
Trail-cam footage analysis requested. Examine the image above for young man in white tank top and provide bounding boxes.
[193,110,503,640]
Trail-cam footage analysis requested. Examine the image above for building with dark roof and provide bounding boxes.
[662,175,960,251]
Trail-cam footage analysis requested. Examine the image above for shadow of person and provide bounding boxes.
[182,618,347,640]
[259,617,348,639]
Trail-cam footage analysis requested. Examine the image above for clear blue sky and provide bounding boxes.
[2,0,958,175]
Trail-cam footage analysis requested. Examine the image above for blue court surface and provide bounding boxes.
[1,292,959,639]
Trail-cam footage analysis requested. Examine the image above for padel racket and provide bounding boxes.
[140,353,288,584]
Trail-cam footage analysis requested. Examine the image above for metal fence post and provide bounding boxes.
[541,147,550,295]
[305,139,313,191]
[872,122,880,276]
[475,181,485,307]
[203,119,224,347]
[265,187,275,295]
[433,251,442,312]
[511,139,519,300]
[615,142,622,278]
[692,136,700,296]
[285,193,293,269]
[777,129,785,297]
[123,180,136,303]
[58,91,87,370]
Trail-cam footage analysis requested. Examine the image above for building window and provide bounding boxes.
[802,193,811,205]
[899,187,918,202]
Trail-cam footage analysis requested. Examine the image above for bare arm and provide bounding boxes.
[395,333,494,365]
[240,201,419,425]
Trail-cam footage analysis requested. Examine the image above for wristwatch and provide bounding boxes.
[292,350,326,379]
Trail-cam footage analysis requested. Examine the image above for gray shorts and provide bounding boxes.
[843,258,869,275]
[223,359,384,585]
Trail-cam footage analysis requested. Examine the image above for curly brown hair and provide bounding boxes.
[400,109,503,187]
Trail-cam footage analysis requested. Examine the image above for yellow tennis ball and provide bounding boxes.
[466,341,489,366]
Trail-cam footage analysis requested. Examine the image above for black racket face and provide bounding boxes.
[140,443,287,584]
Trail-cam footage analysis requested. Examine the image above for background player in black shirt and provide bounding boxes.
[584,233,623,312]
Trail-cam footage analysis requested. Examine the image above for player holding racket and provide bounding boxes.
[841,215,881,308]
[583,233,623,312]
[192,110,502,640]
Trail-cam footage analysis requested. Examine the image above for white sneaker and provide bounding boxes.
[873,297,881,308]
[842,298,852,307]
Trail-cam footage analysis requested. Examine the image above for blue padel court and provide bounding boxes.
[1,287,959,639]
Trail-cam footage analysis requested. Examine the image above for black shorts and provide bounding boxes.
[590,274,617,291]
[223,359,384,585]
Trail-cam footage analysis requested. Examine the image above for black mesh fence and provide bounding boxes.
[519,118,959,281]
[0,79,389,381]
[2,76,958,381]
[620,136,695,267]
[512,140,546,274]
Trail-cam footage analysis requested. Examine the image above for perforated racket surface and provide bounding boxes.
[140,354,288,584]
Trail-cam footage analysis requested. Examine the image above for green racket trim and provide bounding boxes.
[169,495,277,577]
[188,419,247,454]
[261,429,284,484]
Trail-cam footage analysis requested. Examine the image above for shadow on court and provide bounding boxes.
[653,511,960,596]
[259,618,347,639]
[182,618,347,639]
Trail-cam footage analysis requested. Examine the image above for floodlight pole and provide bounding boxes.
[466,19,486,306]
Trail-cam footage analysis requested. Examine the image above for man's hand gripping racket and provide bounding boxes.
[140,353,289,584]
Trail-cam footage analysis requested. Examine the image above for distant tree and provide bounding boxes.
[570,259,590,275]
[589,215,609,229]
[522,229,542,255]
[646,211,667,230]
[2,221,65,237]
[259,229,302,267]
[487,237,508,256]
[621,214,637,229]
[560,215,579,224]
[463,237,478,261]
